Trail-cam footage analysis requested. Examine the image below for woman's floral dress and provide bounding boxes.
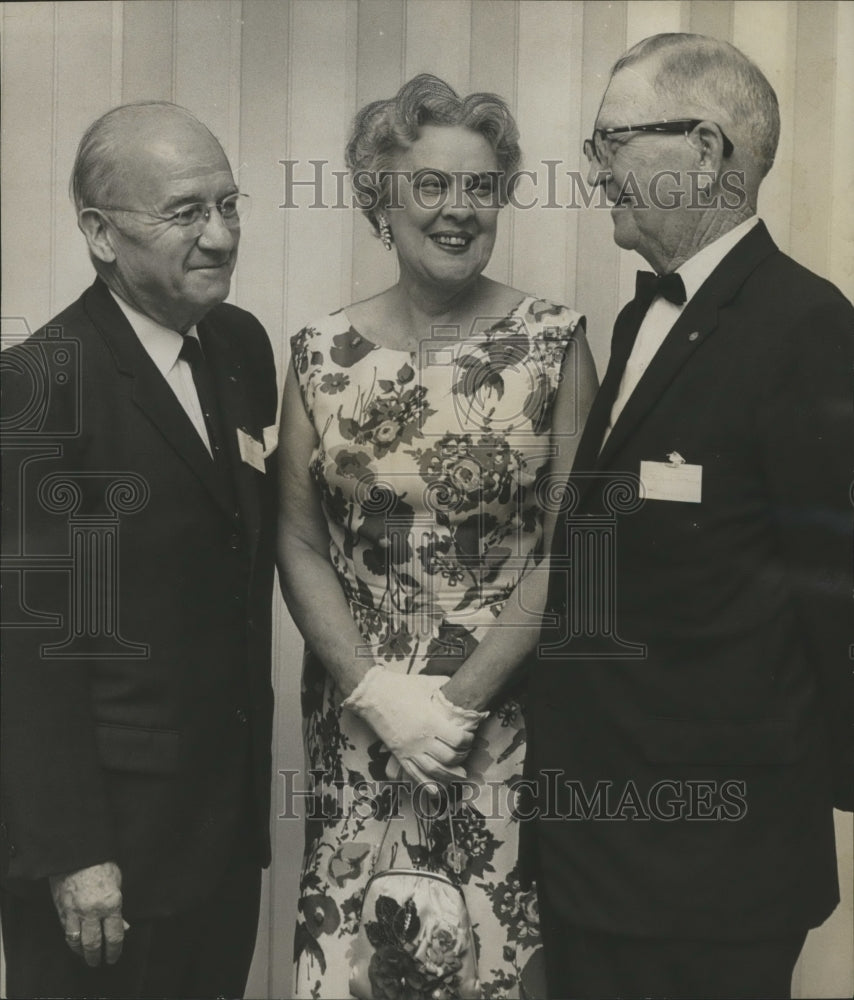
[290,296,583,999]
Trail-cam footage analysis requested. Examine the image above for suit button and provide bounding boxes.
[236,709,248,724]
[229,534,240,549]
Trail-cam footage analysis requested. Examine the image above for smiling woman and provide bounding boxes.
[276,73,598,999]
[379,124,503,310]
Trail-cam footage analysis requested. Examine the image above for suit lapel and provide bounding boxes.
[589,222,779,477]
[83,279,237,521]
[573,295,648,473]
[199,314,262,546]
[595,297,720,469]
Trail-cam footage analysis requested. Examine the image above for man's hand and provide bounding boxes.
[49,861,125,967]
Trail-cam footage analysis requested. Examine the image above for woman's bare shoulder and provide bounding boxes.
[478,278,530,317]
[342,289,396,334]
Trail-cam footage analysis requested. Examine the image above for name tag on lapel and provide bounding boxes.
[237,428,266,473]
[262,424,278,458]
[640,455,702,503]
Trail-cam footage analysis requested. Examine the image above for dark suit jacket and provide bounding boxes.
[529,222,853,941]
[0,278,278,919]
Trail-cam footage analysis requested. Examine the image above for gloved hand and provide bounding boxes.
[343,667,487,789]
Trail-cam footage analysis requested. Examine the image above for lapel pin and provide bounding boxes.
[688,331,699,341]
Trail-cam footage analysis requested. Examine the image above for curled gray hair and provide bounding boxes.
[614,33,780,178]
[345,73,522,232]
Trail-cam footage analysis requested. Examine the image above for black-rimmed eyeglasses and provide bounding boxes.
[583,119,734,168]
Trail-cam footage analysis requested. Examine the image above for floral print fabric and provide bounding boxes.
[350,872,480,999]
[291,296,582,999]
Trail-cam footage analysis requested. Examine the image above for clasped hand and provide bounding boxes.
[49,860,125,967]
[343,667,487,789]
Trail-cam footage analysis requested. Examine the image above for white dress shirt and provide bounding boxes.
[602,215,760,447]
[110,291,212,455]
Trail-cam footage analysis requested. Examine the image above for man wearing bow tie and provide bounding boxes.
[527,33,853,999]
[0,102,278,997]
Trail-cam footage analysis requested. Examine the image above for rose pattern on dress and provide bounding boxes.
[402,806,502,886]
[336,358,434,460]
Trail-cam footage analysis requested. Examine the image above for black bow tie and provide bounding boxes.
[635,270,687,309]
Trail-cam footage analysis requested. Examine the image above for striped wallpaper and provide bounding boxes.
[1,3,851,997]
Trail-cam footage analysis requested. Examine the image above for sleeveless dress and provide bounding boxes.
[290,296,583,999]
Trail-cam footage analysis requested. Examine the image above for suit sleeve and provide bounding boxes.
[257,318,279,432]
[244,311,280,463]
[1,337,117,882]
[756,294,854,811]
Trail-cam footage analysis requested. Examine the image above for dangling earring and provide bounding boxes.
[378,215,392,251]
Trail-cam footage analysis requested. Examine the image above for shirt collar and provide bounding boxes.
[676,216,760,302]
[109,290,198,375]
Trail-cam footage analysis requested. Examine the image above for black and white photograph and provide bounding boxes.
[1,2,852,998]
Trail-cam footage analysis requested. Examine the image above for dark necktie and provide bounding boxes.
[178,334,224,459]
[634,269,687,309]
[571,269,687,472]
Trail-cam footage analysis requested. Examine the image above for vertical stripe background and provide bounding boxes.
[1,3,851,997]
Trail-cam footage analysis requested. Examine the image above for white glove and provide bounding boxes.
[343,667,488,789]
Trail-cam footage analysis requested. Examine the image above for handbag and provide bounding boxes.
[349,811,481,1000]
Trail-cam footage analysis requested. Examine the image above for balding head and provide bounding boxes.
[613,33,780,183]
[71,102,226,213]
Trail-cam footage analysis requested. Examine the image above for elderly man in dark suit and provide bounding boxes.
[0,102,278,998]
[528,33,853,999]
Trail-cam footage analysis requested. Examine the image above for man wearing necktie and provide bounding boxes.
[0,102,278,998]
[527,33,853,999]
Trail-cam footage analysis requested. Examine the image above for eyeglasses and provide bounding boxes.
[88,193,251,232]
[583,119,734,169]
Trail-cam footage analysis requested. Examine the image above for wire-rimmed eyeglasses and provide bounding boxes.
[583,119,734,169]
[86,192,251,232]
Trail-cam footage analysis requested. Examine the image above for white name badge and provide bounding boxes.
[237,427,266,473]
[640,456,702,503]
[262,423,279,458]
